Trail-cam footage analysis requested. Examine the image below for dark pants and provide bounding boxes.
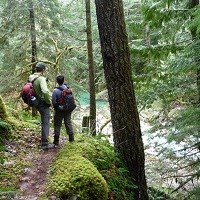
[37,105,50,146]
[53,109,74,144]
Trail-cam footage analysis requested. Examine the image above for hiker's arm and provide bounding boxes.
[52,90,59,108]
[40,77,51,105]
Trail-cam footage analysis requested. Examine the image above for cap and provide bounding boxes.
[36,62,46,70]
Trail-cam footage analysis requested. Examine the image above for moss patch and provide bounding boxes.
[0,96,8,120]
[48,155,108,200]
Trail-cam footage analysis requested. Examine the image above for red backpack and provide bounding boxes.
[21,77,38,107]
[56,86,76,112]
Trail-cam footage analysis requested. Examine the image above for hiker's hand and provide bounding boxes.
[59,105,64,110]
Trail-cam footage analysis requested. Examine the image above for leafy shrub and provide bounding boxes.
[189,186,200,200]
[48,155,108,200]
[148,187,173,200]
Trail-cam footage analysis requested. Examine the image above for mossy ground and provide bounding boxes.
[47,134,136,200]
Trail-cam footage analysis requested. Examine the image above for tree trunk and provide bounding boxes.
[85,0,96,135]
[29,0,37,73]
[95,0,149,199]
[29,0,38,116]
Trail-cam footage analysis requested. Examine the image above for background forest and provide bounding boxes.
[0,0,200,200]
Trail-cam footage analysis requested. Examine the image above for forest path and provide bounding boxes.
[12,129,66,200]
[14,148,59,200]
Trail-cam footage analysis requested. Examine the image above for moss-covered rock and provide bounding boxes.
[48,155,108,200]
[0,96,11,145]
[56,135,120,171]
[48,135,136,200]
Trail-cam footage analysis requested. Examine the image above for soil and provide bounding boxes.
[14,148,59,200]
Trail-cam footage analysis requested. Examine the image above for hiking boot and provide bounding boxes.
[69,134,74,142]
[53,135,59,145]
[53,141,59,145]
[54,145,60,148]
[53,141,59,148]
[41,143,55,150]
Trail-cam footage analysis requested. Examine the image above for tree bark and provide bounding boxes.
[95,0,149,199]
[85,0,96,135]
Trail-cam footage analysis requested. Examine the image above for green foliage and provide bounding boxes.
[0,120,11,149]
[0,0,104,96]
[170,105,200,142]
[189,186,200,200]
[48,134,136,200]
[1,0,200,199]
[0,120,11,133]
[148,186,173,200]
[0,160,29,199]
[0,186,18,200]
[0,116,37,199]
[190,5,200,35]
[126,0,200,199]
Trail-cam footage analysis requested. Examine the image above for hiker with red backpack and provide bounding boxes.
[29,62,54,150]
[52,75,76,146]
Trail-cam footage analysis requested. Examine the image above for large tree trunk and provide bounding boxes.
[85,0,96,135]
[95,0,149,199]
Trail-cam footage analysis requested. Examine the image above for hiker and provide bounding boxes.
[29,62,54,150]
[52,75,75,146]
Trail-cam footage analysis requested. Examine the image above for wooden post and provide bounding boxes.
[82,116,90,133]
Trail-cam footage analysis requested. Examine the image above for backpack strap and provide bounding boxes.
[56,86,64,91]
[31,76,39,83]
[56,86,65,105]
[31,76,39,97]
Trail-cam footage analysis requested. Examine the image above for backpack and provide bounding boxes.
[21,77,38,107]
[57,86,76,112]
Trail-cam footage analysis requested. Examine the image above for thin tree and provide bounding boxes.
[28,0,37,116]
[85,0,96,135]
[95,0,149,199]
[29,0,37,73]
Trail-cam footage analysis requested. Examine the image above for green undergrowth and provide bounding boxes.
[148,186,175,200]
[0,148,32,199]
[47,134,136,200]
[0,95,46,197]
[0,186,18,200]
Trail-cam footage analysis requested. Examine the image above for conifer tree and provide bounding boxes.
[95,0,149,199]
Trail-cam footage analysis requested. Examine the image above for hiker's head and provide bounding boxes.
[56,75,64,85]
[35,62,46,72]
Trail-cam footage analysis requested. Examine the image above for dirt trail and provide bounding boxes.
[14,147,60,200]
[10,127,67,200]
